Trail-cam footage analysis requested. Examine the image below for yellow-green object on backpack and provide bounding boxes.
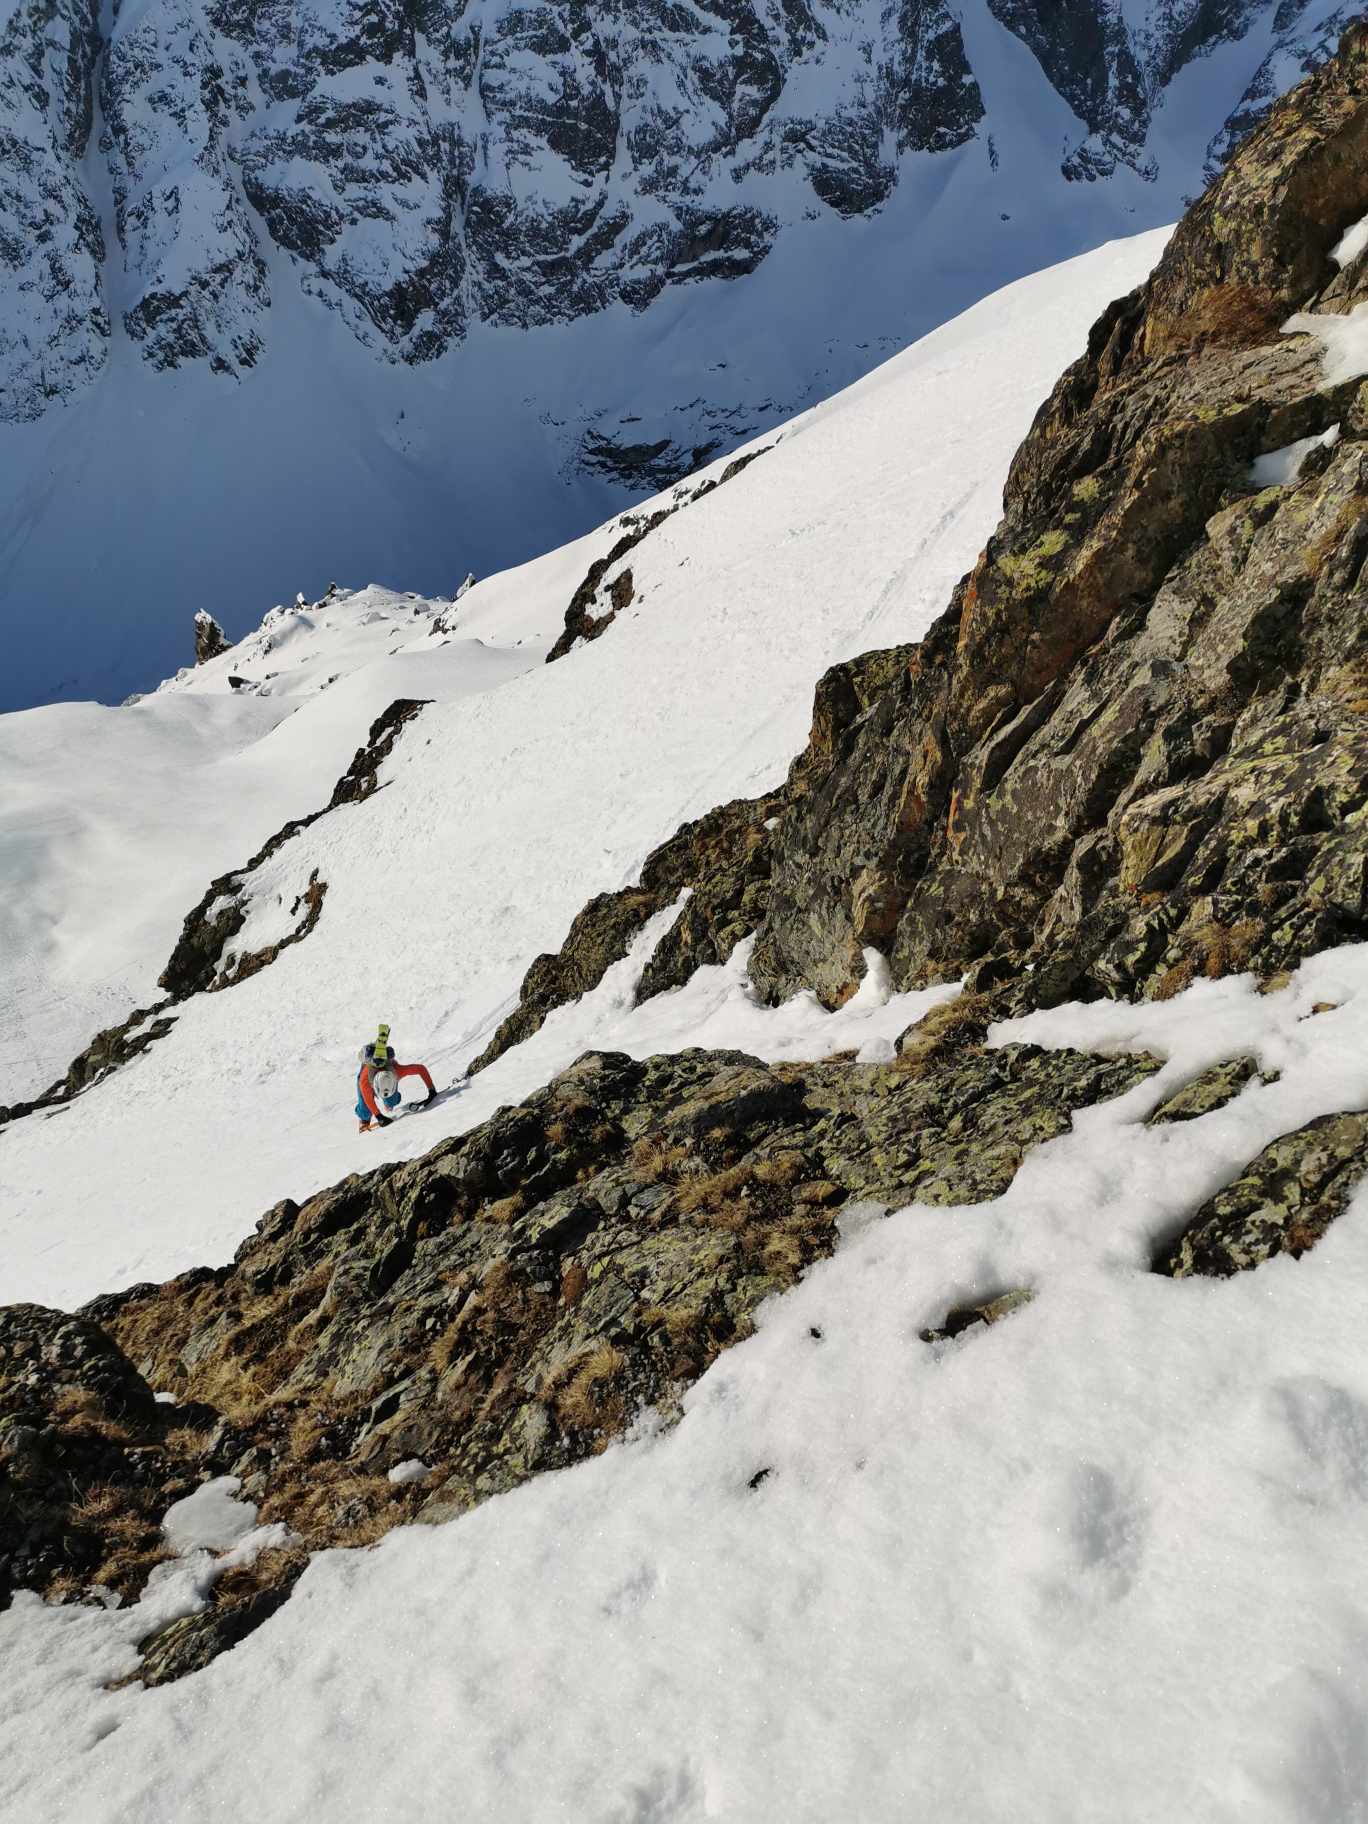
[373,1021,391,1066]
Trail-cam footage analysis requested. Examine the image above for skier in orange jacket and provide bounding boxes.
[355,1023,436,1131]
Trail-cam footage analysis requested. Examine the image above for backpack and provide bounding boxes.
[359,1023,393,1070]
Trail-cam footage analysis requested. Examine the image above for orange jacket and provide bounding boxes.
[359,1059,435,1120]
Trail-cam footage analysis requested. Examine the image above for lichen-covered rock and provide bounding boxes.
[1155,1110,1368,1277]
[0,1305,184,1607]
[0,1030,1154,1653]
[742,25,1368,1015]
[1145,1057,1267,1124]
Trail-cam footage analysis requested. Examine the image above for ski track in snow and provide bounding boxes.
[0,228,1169,1310]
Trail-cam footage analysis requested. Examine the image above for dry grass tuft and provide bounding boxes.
[754,1205,833,1283]
[50,1386,108,1427]
[483,1191,526,1225]
[212,1542,311,1606]
[751,1153,807,1188]
[673,1163,754,1216]
[1198,918,1262,979]
[894,992,990,1074]
[545,1341,627,1436]
[629,1136,689,1181]
[263,1470,398,1546]
[1153,958,1196,1001]
[561,1262,589,1305]
[63,1483,171,1597]
[431,1322,472,1378]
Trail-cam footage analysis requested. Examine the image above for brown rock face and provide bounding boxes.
[740,22,1368,1013]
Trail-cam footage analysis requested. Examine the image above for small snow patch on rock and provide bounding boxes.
[387,1459,433,1486]
[162,1476,260,1555]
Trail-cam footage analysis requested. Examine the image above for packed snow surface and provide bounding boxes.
[4,946,1368,1821]
[0,586,538,1090]
[160,1478,265,1556]
[0,227,1169,1307]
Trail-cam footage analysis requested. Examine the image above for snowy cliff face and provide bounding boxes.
[0,0,1352,420]
[0,0,1355,710]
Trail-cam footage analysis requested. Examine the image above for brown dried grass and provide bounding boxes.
[894,992,991,1074]
[545,1342,627,1435]
[629,1136,689,1181]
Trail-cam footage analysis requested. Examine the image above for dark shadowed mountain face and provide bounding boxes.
[0,0,1354,708]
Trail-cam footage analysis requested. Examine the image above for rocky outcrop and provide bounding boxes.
[469,788,785,1072]
[0,1303,183,1606]
[1156,1109,1368,1276]
[741,25,1368,1014]
[194,611,231,664]
[162,696,425,996]
[477,639,919,1071]
[1145,1057,1271,1124]
[2,1033,1154,1660]
[546,445,773,662]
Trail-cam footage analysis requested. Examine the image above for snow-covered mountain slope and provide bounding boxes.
[0,224,1169,1308]
[0,0,1353,709]
[0,585,539,1089]
[6,946,1368,1822]
[6,29,1368,1813]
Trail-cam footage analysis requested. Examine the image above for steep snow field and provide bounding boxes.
[0,227,1169,1308]
[18,223,1368,1822]
[0,590,539,1089]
